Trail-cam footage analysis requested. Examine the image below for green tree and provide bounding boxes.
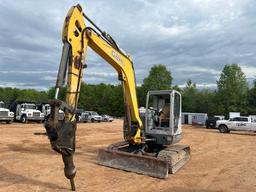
[48,87,66,100]
[247,80,256,114]
[172,85,182,92]
[181,80,197,112]
[0,87,48,103]
[78,82,124,117]
[140,64,172,106]
[217,64,248,117]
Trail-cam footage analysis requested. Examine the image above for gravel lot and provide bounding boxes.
[0,120,255,192]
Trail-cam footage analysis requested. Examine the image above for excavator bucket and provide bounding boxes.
[97,148,169,178]
[97,142,190,178]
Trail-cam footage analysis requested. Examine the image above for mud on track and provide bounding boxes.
[0,120,256,192]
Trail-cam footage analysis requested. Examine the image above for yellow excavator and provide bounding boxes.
[44,4,190,191]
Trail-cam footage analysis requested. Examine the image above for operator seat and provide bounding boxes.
[159,103,170,127]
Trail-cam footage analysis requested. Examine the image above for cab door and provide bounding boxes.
[227,118,236,130]
[236,117,250,131]
[16,104,22,118]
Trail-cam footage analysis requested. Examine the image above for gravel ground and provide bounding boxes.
[0,120,255,192]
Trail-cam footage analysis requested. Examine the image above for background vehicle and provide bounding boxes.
[217,116,256,133]
[75,108,84,122]
[0,101,14,123]
[214,115,225,120]
[80,111,88,123]
[37,103,65,121]
[102,114,113,122]
[229,112,240,119]
[44,5,190,190]
[82,111,102,122]
[249,115,256,122]
[205,116,220,128]
[10,102,44,123]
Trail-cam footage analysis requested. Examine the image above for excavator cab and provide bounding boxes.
[144,90,182,145]
[98,90,189,179]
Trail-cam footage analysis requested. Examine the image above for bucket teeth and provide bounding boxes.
[97,142,190,179]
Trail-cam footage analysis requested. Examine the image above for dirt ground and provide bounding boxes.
[0,120,255,192]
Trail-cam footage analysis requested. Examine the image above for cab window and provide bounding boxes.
[238,117,248,122]
[148,94,170,128]
[230,117,240,121]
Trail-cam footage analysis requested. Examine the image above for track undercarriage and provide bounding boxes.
[97,141,190,178]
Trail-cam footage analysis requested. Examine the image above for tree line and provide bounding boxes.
[0,63,255,118]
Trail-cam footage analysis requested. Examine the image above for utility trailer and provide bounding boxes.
[182,112,208,126]
[0,101,14,123]
[9,101,44,123]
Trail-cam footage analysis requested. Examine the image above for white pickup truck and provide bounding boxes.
[216,116,256,133]
[81,111,102,123]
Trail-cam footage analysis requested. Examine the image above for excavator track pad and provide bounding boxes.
[97,141,190,179]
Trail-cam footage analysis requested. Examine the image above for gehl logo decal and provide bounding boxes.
[111,50,124,66]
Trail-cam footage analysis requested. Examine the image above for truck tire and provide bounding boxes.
[219,125,229,133]
[21,115,28,124]
[91,118,94,123]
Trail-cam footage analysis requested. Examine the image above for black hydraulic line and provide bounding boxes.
[82,13,120,51]
[82,13,104,34]
[85,27,100,36]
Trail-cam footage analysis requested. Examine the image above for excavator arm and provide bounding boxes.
[84,19,143,144]
[45,4,143,190]
[63,4,142,143]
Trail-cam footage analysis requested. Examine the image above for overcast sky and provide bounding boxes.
[0,0,256,90]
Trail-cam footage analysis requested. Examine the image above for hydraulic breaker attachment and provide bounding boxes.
[97,142,190,179]
[44,100,77,191]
